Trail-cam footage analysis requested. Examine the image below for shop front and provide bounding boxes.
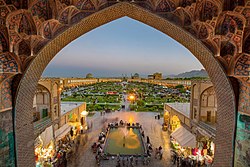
[169,115,181,132]
[68,113,81,140]
[170,126,213,166]
[35,126,55,167]
[195,127,215,165]
[162,111,170,131]
[80,110,88,133]
[54,123,74,166]
[170,126,196,157]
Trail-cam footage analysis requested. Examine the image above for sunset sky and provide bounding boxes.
[43,17,204,78]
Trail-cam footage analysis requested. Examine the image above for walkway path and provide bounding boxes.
[122,94,130,111]
[68,111,174,167]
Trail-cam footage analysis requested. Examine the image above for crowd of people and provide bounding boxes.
[114,154,151,167]
[170,150,212,167]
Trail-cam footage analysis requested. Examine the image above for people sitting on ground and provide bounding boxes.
[139,125,142,129]
[141,131,145,138]
[146,155,151,165]
[147,149,152,157]
[135,154,138,165]
[100,152,109,160]
[95,154,100,164]
[92,142,98,153]
[117,154,120,161]
[148,144,153,151]
[97,146,103,155]
[91,142,97,149]
[155,148,159,159]
[159,146,163,160]
[122,157,125,166]
[130,155,134,166]
[127,156,129,164]
[147,136,150,144]
[98,132,106,143]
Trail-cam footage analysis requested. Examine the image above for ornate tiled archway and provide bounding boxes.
[0,0,249,167]
[15,2,236,167]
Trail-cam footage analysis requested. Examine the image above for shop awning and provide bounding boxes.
[55,123,71,141]
[40,125,53,147]
[171,126,196,148]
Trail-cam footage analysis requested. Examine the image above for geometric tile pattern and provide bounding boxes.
[0,77,13,110]
[0,52,18,73]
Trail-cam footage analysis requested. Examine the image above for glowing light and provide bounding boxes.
[129,117,134,123]
[81,110,88,116]
[128,95,135,101]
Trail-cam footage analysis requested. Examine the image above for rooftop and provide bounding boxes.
[166,103,190,117]
[61,102,84,115]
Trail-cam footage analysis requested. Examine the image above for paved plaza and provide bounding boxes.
[68,111,173,167]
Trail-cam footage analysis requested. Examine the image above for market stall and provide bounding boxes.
[170,126,213,166]
[35,126,56,167]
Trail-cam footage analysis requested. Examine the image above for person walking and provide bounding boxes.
[155,148,159,159]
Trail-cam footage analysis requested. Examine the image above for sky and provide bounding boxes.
[42,17,204,78]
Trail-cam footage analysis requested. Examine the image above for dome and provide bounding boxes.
[86,73,93,78]
[134,73,139,77]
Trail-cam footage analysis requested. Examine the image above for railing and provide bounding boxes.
[33,117,52,136]
[197,121,216,138]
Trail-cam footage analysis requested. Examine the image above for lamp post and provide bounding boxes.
[81,110,88,132]
[128,94,135,104]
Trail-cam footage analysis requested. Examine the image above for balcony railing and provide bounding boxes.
[197,121,216,138]
[192,121,216,138]
[33,117,52,136]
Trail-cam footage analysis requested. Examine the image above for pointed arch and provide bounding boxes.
[14,2,236,167]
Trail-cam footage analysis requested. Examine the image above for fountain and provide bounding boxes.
[104,126,144,155]
[121,128,128,147]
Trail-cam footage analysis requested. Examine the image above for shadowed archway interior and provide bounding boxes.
[14,2,236,167]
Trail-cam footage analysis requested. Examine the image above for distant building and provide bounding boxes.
[61,78,98,87]
[60,77,122,88]
[191,80,217,125]
[148,74,154,79]
[164,80,216,136]
[153,72,162,80]
[131,73,140,79]
[148,72,162,80]
[33,78,61,133]
[86,73,94,78]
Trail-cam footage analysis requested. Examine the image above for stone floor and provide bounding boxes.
[68,111,174,167]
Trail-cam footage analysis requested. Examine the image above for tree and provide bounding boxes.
[175,84,184,89]
[137,100,145,106]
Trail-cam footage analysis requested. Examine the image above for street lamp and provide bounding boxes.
[128,94,136,104]
[81,110,88,116]
[128,95,135,101]
[80,110,88,132]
